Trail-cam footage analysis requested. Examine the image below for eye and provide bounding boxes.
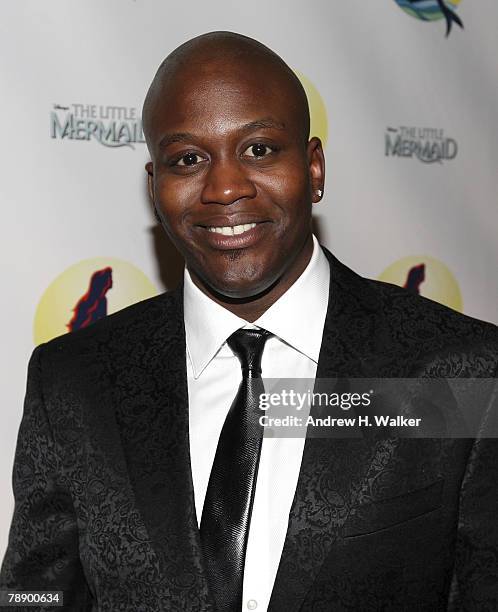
[243,143,275,158]
[175,152,204,166]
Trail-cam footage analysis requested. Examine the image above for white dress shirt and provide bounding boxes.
[184,235,330,612]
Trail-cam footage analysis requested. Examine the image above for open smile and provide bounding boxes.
[206,223,257,236]
[196,219,270,249]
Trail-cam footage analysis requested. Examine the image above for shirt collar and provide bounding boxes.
[183,235,330,378]
[253,235,329,363]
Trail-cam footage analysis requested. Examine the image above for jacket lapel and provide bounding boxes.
[112,286,215,610]
[268,248,385,612]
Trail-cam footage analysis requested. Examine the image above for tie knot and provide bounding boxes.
[227,328,272,378]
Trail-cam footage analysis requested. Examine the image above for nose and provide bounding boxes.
[201,158,257,205]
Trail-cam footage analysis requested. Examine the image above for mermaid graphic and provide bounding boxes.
[67,267,113,331]
[403,263,426,294]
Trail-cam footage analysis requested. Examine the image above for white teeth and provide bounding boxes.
[207,223,257,235]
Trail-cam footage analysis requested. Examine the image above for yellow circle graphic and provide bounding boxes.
[34,257,158,345]
[378,255,463,312]
[294,70,328,148]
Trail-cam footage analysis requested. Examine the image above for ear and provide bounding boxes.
[307,137,325,203]
[145,161,162,224]
[145,161,154,202]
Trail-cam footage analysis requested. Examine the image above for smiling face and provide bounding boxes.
[144,35,325,313]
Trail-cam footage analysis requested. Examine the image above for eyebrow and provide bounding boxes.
[158,117,286,149]
[241,118,286,132]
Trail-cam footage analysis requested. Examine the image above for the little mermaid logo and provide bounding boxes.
[394,0,464,37]
[67,267,113,332]
[385,126,458,164]
[51,103,145,148]
[34,257,158,345]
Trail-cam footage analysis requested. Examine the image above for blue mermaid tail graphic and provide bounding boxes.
[397,0,464,37]
[435,0,463,35]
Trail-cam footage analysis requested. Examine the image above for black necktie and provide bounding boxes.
[200,328,272,612]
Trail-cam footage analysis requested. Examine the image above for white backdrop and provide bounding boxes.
[1,0,497,559]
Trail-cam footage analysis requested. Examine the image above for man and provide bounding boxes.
[1,31,497,612]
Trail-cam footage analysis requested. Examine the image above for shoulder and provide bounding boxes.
[37,288,183,370]
[368,273,496,340]
[372,269,495,332]
[322,246,498,376]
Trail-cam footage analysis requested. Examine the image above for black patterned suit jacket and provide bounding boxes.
[1,247,498,611]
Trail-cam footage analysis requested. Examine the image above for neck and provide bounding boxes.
[190,234,314,322]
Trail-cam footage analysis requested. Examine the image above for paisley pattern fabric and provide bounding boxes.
[1,247,497,611]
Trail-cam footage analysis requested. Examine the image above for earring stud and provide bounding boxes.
[316,189,323,198]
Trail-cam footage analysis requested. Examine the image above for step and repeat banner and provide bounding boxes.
[1,0,497,557]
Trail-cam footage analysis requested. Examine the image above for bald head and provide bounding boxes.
[142,31,310,150]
